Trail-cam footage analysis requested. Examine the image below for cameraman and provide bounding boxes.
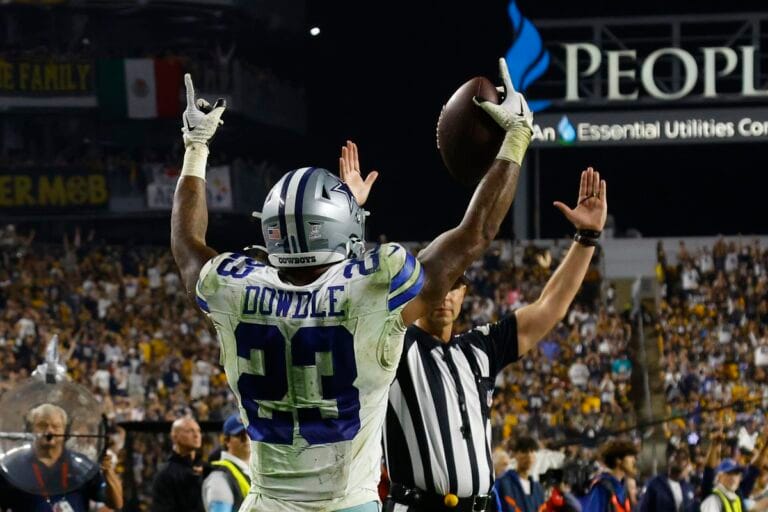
[540,468,582,512]
[0,403,123,512]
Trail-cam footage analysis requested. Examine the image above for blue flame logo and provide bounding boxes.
[505,1,550,112]
[557,115,576,144]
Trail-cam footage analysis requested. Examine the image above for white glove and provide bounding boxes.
[180,74,225,180]
[182,73,226,148]
[473,58,534,165]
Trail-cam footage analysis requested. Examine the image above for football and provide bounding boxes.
[436,76,505,187]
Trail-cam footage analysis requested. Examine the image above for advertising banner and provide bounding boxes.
[0,170,108,211]
[146,165,232,211]
[0,58,97,107]
[530,107,768,147]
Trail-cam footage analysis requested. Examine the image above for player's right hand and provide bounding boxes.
[182,73,226,147]
[473,58,533,132]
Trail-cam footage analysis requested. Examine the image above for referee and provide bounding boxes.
[383,167,608,512]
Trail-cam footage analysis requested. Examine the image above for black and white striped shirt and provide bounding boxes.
[384,315,519,497]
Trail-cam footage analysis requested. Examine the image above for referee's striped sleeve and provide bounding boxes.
[387,249,424,311]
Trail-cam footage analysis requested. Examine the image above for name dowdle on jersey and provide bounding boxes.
[242,285,347,320]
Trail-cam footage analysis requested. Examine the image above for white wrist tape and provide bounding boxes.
[496,122,533,165]
[181,142,209,181]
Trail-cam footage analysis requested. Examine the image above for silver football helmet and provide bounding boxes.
[260,167,366,268]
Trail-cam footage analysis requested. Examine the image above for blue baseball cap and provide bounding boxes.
[223,413,245,436]
[716,458,744,475]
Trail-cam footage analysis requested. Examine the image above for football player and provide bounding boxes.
[171,60,532,512]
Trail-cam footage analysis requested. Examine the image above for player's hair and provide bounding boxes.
[600,439,638,469]
[669,446,690,460]
[27,403,68,428]
[451,272,470,290]
[513,436,539,453]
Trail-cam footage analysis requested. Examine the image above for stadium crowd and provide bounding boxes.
[656,238,768,472]
[0,226,238,507]
[0,226,623,505]
[5,223,768,510]
[454,241,638,449]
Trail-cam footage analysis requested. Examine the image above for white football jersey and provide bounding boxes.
[196,243,423,511]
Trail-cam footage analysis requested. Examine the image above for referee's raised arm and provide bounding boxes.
[515,168,607,355]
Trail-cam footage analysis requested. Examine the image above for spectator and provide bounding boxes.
[150,416,205,512]
[0,403,123,511]
[191,358,213,400]
[700,459,748,512]
[581,439,637,512]
[494,437,545,512]
[569,357,590,389]
[493,446,511,477]
[701,426,768,509]
[610,353,632,382]
[639,447,696,512]
[202,413,251,512]
[681,262,700,299]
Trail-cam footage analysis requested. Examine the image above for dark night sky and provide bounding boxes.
[293,0,768,242]
[22,0,765,247]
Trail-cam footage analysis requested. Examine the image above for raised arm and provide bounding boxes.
[338,140,378,207]
[514,168,607,355]
[100,451,124,509]
[171,74,225,298]
[741,424,768,497]
[751,424,768,469]
[702,428,724,498]
[401,58,533,325]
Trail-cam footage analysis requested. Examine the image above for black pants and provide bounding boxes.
[383,498,434,512]
[382,497,495,512]
[382,499,417,512]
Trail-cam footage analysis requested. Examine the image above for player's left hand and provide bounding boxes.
[182,73,226,147]
[473,58,534,131]
[338,140,379,206]
[553,167,607,231]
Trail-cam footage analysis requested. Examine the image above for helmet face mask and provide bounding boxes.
[260,167,366,268]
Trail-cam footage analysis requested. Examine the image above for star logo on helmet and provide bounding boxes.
[330,182,355,212]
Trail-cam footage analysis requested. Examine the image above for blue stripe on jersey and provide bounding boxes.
[278,170,298,253]
[294,167,317,253]
[196,295,210,313]
[390,251,417,293]
[388,263,425,311]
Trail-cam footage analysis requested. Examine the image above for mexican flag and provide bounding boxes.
[98,58,182,118]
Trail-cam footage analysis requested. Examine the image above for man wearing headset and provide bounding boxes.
[0,403,123,512]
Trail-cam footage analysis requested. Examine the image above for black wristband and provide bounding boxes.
[576,229,602,239]
[574,231,600,247]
